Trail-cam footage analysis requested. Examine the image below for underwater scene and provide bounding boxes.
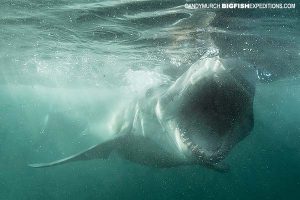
[0,0,300,199]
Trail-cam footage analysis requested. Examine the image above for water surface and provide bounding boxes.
[0,0,300,199]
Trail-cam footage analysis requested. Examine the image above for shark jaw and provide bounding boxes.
[156,58,255,166]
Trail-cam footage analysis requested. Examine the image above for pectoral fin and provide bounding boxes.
[29,139,118,168]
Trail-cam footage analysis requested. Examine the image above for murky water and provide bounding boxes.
[1,0,300,199]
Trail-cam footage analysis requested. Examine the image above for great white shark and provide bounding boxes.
[29,57,256,172]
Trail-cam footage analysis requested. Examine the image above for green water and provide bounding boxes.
[1,0,300,199]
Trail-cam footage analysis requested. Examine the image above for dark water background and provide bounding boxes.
[1,0,300,199]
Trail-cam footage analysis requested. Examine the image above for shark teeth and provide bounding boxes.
[179,132,226,164]
[191,145,198,151]
[180,133,188,139]
[186,142,192,147]
[180,133,201,151]
[179,132,208,160]
[180,133,190,143]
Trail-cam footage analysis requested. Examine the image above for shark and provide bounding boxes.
[29,57,256,172]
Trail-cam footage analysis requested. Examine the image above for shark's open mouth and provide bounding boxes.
[157,58,256,168]
[172,66,256,165]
